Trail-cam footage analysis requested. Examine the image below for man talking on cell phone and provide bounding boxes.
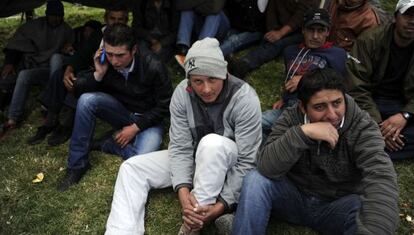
[57,23,173,192]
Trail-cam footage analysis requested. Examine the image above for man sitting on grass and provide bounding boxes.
[233,68,399,235]
[105,38,261,235]
[57,24,173,192]
[262,8,347,143]
[27,6,129,147]
[0,0,74,138]
[346,0,414,160]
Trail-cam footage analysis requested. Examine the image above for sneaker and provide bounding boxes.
[175,54,186,69]
[177,224,200,235]
[47,125,72,146]
[27,125,56,145]
[215,213,234,235]
[57,163,91,192]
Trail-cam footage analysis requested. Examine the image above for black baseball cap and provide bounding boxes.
[303,8,331,28]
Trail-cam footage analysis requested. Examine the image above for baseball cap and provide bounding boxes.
[303,8,331,28]
[395,0,414,14]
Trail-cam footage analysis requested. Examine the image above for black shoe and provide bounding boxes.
[57,164,91,192]
[175,44,189,56]
[47,125,72,146]
[90,139,103,152]
[228,57,250,79]
[27,125,56,145]
[90,130,114,151]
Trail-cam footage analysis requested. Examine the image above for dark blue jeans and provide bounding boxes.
[261,99,298,145]
[38,56,77,113]
[232,170,361,235]
[374,97,414,160]
[176,10,230,47]
[220,29,262,57]
[8,53,65,121]
[240,32,303,71]
[67,92,163,169]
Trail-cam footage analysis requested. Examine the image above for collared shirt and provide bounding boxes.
[117,57,135,80]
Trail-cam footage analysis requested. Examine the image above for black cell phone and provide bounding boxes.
[100,48,106,64]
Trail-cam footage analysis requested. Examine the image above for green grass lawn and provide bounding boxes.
[1,1,413,234]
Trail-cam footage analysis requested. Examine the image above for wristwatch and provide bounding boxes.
[400,111,412,121]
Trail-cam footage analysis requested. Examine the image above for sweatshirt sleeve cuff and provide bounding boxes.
[174,183,193,192]
[217,195,234,213]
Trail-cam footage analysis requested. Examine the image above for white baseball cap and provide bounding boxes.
[395,0,414,14]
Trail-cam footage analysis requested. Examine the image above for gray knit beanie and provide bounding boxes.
[184,38,228,80]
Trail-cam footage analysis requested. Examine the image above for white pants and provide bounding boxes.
[105,134,238,235]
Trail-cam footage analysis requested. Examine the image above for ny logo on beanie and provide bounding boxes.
[188,58,196,70]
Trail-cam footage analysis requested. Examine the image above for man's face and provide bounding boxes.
[300,89,345,128]
[105,11,128,26]
[303,24,330,49]
[104,44,136,70]
[82,26,95,41]
[189,75,224,103]
[395,7,414,41]
[47,15,63,28]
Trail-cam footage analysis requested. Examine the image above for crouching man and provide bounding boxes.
[105,38,262,235]
[57,24,173,192]
[233,68,399,234]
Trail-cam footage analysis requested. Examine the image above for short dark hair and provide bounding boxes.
[104,4,129,21]
[297,68,346,107]
[103,23,136,51]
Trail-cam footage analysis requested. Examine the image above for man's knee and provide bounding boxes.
[119,157,143,175]
[15,70,32,86]
[198,133,228,149]
[242,170,271,192]
[197,134,232,156]
[50,53,64,67]
[77,93,102,110]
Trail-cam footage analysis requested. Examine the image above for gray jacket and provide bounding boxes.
[259,95,399,234]
[169,75,262,210]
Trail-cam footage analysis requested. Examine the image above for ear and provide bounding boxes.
[298,100,306,114]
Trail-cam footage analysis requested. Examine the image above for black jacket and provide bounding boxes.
[132,0,179,47]
[74,52,173,131]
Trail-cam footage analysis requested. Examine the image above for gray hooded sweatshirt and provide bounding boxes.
[169,75,262,210]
